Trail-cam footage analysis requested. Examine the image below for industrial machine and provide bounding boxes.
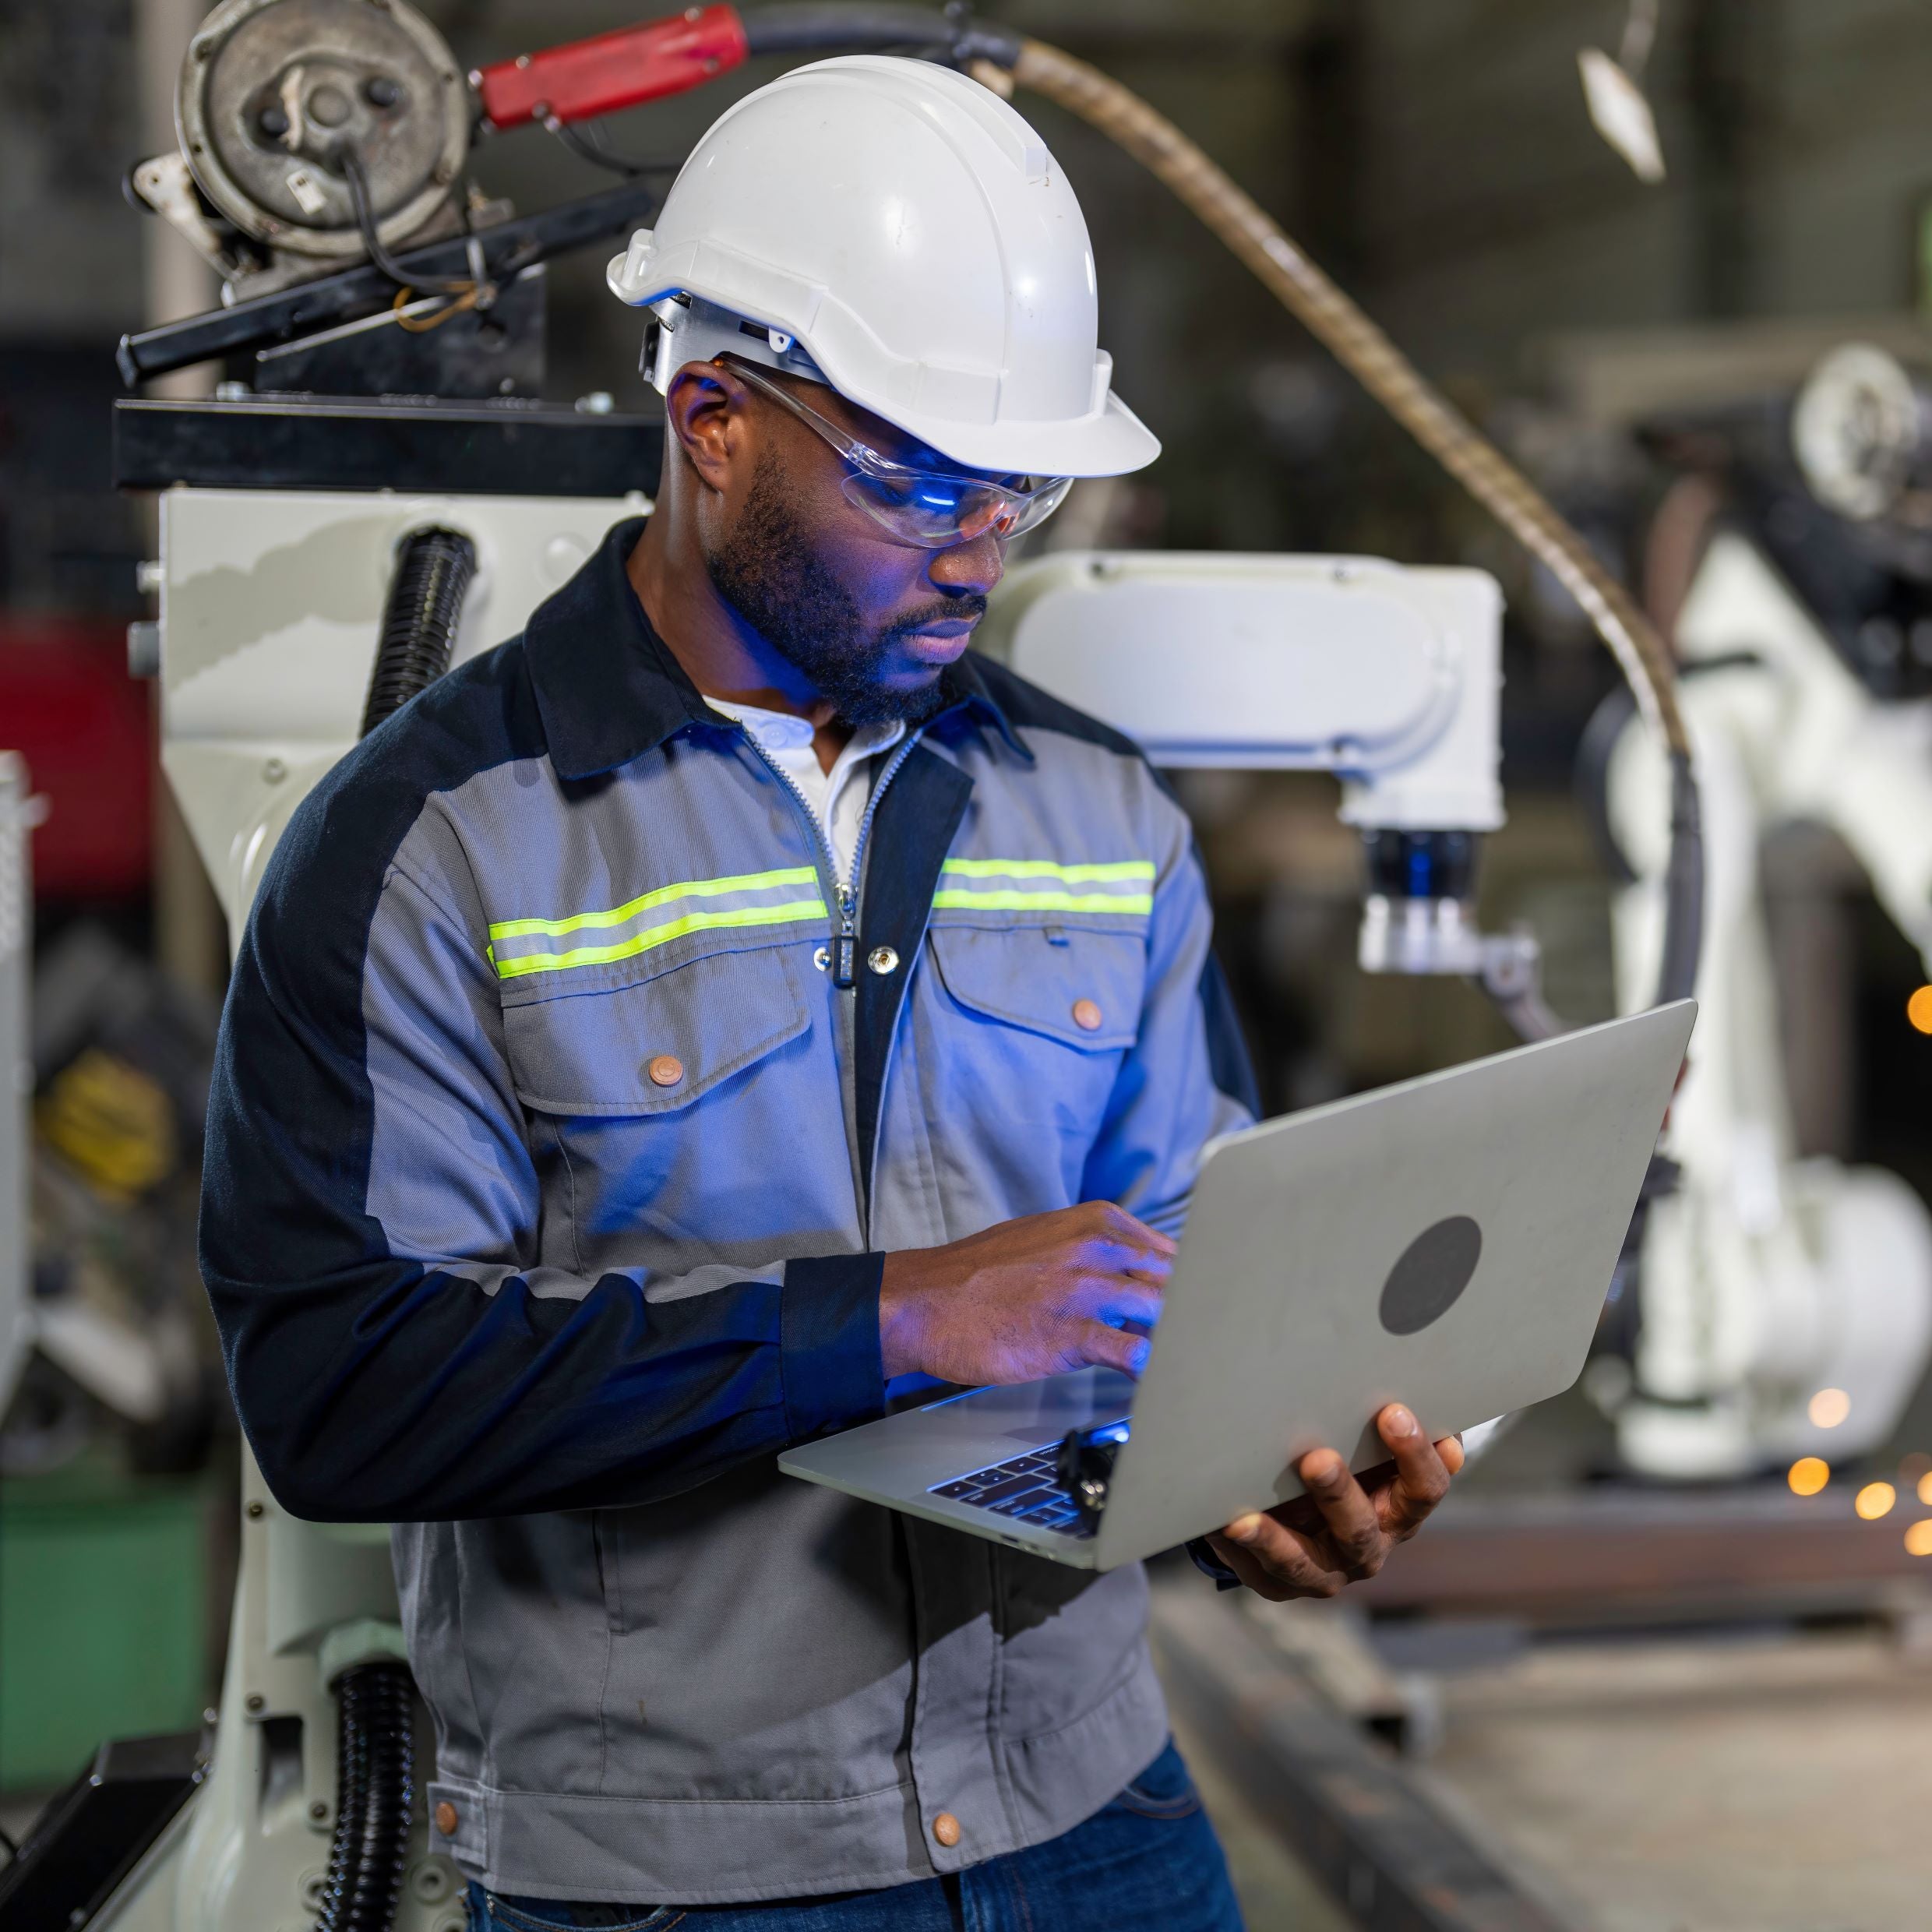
[3,3,1714,1927]
[1591,344,1932,1478]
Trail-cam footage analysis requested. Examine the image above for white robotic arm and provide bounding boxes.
[977,549,1549,1019]
[1605,531,1932,1477]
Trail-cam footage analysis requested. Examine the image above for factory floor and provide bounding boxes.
[1416,1624,1932,1932]
[1169,1601,1932,1932]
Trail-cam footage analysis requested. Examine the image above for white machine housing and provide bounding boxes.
[1607,531,1932,1476]
[155,488,652,936]
[978,549,1505,831]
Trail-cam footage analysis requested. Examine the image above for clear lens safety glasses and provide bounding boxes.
[723,358,1074,549]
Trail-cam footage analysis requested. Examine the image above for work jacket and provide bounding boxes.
[200,518,1257,1906]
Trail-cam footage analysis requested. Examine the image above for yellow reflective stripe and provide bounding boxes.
[492,898,827,981]
[930,890,1154,915]
[938,858,1155,885]
[933,857,1153,917]
[488,866,821,943]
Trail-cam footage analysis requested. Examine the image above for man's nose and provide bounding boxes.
[928,528,1006,598]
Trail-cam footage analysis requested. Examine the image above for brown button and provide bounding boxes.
[1071,999,1103,1032]
[434,1800,459,1835]
[931,1811,962,1849]
[647,1054,685,1088]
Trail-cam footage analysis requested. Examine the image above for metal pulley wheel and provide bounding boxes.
[1793,342,1932,524]
[176,0,471,264]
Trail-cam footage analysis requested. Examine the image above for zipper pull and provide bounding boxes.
[832,890,857,989]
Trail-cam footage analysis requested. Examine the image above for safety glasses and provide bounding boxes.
[721,357,1074,550]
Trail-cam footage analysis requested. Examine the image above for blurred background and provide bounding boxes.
[5,2,1932,1928]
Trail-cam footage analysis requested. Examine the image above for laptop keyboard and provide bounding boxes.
[926,1419,1130,1539]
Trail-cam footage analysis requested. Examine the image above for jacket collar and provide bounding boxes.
[524,517,1029,780]
[524,517,715,781]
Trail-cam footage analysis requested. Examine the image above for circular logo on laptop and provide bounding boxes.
[1379,1215,1482,1335]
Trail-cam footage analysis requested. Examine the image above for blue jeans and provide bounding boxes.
[464,1740,1244,1931]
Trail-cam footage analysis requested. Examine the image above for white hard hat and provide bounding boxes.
[606,55,1158,479]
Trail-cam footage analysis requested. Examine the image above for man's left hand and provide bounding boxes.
[1202,1403,1464,1602]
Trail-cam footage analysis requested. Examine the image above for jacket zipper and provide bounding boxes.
[737,726,923,989]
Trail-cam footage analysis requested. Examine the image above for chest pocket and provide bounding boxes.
[502,941,811,1117]
[928,925,1145,1055]
[922,925,1146,1203]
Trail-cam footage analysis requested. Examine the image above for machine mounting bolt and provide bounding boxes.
[245,1500,265,1518]
[245,1694,266,1712]
[310,1800,330,1820]
[263,756,287,783]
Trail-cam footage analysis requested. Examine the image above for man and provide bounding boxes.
[202,55,1462,1931]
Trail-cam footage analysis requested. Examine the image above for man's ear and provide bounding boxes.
[663,361,752,495]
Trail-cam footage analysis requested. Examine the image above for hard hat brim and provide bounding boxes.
[609,231,1162,480]
[849,381,1162,481]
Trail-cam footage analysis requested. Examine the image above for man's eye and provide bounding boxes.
[869,474,968,513]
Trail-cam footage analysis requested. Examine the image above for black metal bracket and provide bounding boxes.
[0,1731,205,1932]
[117,179,661,387]
[113,393,665,498]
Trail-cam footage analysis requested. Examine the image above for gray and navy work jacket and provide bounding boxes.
[201,518,1258,1906]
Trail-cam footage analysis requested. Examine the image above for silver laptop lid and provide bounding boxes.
[1091,1002,1694,1569]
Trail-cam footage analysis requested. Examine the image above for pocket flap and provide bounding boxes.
[929,925,1144,1052]
[504,941,810,1116]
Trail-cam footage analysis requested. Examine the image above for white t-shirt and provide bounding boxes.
[704,697,904,888]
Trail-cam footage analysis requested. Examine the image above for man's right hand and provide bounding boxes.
[877,1201,1175,1386]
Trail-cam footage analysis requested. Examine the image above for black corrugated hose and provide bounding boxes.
[361,528,478,739]
[315,1660,416,1932]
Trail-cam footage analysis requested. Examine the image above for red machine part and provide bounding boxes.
[0,619,154,901]
[474,5,749,131]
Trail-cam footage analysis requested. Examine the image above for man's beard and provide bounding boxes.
[703,453,982,725]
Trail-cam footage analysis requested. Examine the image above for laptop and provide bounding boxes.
[781,1001,1695,1571]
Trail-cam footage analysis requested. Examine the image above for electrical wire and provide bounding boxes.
[999,36,1704,1013]
[340,146,478,298]
[739,2,1017,62]
[546,118,682,180]
[390,283,481,333]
